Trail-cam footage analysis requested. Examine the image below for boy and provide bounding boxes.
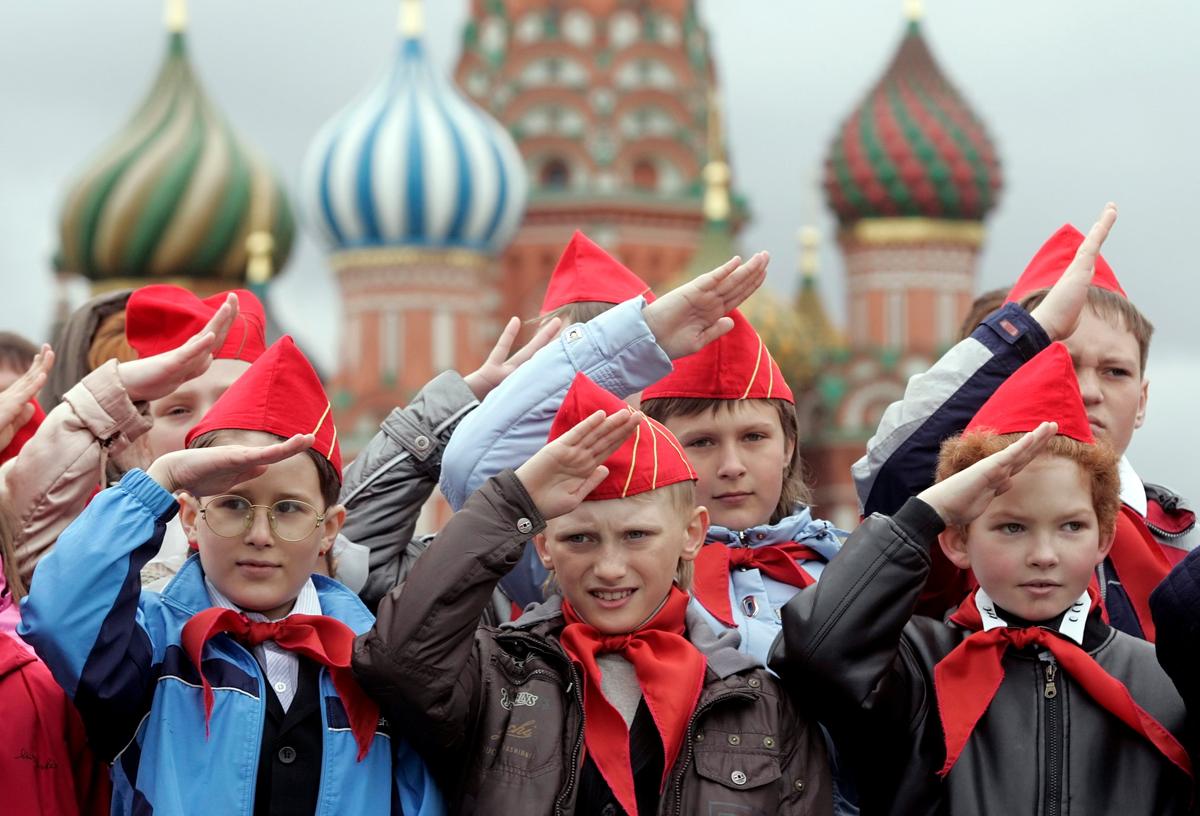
[440,250,769,613]
[20,337,440,815]
[538,229,656,327]
[355,373,831,815]
[773,343,1191,814]
[855,204,1194,636]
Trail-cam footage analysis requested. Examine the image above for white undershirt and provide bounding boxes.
[1118,456,1147,516]
[205,578,322,712]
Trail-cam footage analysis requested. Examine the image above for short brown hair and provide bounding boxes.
[0,499,22,600]
[188,429,341,507]
[958,288,1009,342]
[935,431,1121,541]
[1020,287,1154,375]
[640,396,811,523]
[532,300,615,329]
[0,331,38,375]
[88,310,137,371]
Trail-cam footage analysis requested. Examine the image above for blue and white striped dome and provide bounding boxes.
[301,31,527,255]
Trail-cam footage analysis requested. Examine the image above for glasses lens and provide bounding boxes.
[205,495,252,538]
[270,499,320,541]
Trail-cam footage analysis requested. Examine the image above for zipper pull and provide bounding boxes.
[1043,662,1058,699]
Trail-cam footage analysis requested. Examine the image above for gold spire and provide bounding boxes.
[245,231,275,285]
[798,226,820,281]
[904,0,924,21]
[702,87,732,223]
[398,0,424,38]
[164,0,187,32]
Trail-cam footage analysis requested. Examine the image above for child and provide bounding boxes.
[773,343,1192,814]
[855,204,1194,637]
[20,337,441,815]
[538,229,656,327]
[355,373,831,815]
[440,251,769,612]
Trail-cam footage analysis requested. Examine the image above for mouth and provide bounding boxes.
[1087,416,1105,432]
[588,588,637,609]
[237,560,281,575]
[713,491,754,504]
[1019,580,1061,597]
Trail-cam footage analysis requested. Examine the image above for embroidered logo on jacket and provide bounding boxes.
[499,687,539,710]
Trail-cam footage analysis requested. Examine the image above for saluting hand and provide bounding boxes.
[643,251,769,360]
[0,344,54,450]
[146,433,315,498]
[917,422,1058,529]
[1030,203,1117,341]
[515,408,640,520]
[117,293,239,403]
[464,315,563,401]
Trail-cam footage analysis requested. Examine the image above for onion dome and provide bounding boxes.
[57,4,294,288]
[301,1,527,255]
[823,8,1001,223]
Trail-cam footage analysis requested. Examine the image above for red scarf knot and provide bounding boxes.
[934,589,1190,780]
[559,587,706,816]
[181,607,379,761]
[692,540,823,627]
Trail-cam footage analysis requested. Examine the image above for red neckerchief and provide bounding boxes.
[559,587,706,816]
[934,587,1190,779]
[691,541,822,627]
[181,607,379,760]
[1107,505,1172,641]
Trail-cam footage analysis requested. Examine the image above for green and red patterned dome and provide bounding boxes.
[823,16,1001,224]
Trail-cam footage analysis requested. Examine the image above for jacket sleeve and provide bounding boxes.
[1151,547,1200,726]
[353,470,544,762]
[852,304,1050,517]
[18,468,176,760]
[339,370,478,610]
[438,296,672,511]
[769,498,945,719]
[2,360,152,582]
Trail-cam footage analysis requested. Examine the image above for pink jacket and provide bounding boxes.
[1,359,151,584]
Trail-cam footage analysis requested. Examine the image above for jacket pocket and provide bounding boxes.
[473,662,566,782]
[693,745,783,791]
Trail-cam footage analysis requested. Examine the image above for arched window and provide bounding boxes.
[540,158,570,189]
[632,159,658,191]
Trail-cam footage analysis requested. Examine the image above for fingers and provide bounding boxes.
[585,409,640,461]
[200,293,238,352]
[1064,203,1118,282]
[715,251,769,308]
[509,317,561,367]
[487,317,522,365]
[574,465,611,498]
[237,433,316,468]
[995,421,1058,476]
[551,410,609,449]
[693,315,736,349]
[3,345,53,405]
[697,256,742,290]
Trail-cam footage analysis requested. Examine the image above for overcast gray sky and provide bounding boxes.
[2,0,1198,498]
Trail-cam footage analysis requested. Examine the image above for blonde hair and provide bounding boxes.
[541,480,699,599]
[531,300,615,330]
[935,431,1121,541]
[1020,286,1154,375]
[87,309,137,371]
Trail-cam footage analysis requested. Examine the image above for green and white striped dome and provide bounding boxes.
[57,25,294,289]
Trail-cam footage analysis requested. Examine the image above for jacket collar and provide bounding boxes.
[705,504,843,561]
[158,554,376,634]
[503,593,760,680]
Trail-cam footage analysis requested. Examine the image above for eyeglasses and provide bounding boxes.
[199,495,326,542]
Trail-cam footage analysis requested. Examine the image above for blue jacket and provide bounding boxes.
[20,469,443,816]
[1151,546,1200,755]
[439,296,671,606]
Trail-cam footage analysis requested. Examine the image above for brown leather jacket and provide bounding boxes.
[354,470,831,815]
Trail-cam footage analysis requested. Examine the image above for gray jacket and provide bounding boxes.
[339,370,477,610]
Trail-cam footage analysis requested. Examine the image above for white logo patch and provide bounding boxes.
[500,688,539,710]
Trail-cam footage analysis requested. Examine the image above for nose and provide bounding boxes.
[244,506,275,548]
[1075,367,1102,405]
[1026,532,1060,569]
[592,542,628,582]
[715,441,747,481]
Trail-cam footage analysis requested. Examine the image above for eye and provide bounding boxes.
[212,496,250,512]
[159,405,191,419]
[744,432,767,443]
[685,437,714,449]
[999,522,1025,535]
[562,533,591,545]
[1062,520,1086,533]
[626,530,648,540]
[274,500,307,515]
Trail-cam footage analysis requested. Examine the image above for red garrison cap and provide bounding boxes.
[539,231,655,315]
[549,373,696,501]
[185,336,341,474]
[126,285,267,361]
[641,309,794,404]
[0,400,45,465]
[1005,224,1127,304]
[966,342,1093,443]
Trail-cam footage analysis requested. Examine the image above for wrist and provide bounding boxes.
[463,371,492,401]
[145,459,178,494]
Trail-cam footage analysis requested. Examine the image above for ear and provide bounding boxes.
[318,504,347,557]
[1096,526,1116,564]
[1134,376,1149,430]
[679,505,709,563]
[177,493,202,548]
[532,532,555,571]
[938,525,972,571]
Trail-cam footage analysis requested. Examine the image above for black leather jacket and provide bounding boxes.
[771,498,1191,815]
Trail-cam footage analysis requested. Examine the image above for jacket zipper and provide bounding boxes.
[1145,520,1192,541]
[1041,656,1062,816]
[553,662,586,816]
[670,690,756,815]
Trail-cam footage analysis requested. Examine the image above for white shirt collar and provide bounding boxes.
[205,577,322,621]
[1118,455,1147,516]
[974,587,1090,646]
